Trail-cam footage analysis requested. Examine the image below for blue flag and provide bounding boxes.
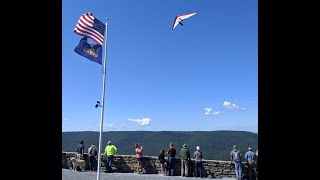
[74,37,102,65]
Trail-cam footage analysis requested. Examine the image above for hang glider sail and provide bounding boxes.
[172,12,197,30]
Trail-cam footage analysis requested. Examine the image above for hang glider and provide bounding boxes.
[172,12,197,30]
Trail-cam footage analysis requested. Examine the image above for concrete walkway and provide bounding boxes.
[62,169,236,180]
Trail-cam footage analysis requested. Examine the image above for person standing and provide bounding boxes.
[104,141,117,173]
[88,143,97,172]
[158,149,166,176]
[255,149,258,164]
[135,143,144,174]
[255,149,258,179]
[230,145,243,180]
[180,144,191,177]
[76,140,84,160]
[194,146,203,178]
[166,143,176,176]
[245,147,257,180]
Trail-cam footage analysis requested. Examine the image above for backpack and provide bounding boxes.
[233,151,241,163]
[90,147,98,156]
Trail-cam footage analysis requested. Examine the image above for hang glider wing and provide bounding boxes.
[172,12,197,30]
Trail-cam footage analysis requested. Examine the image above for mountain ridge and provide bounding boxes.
[62,130,258,161]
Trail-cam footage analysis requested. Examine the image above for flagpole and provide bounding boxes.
[97,17,109,180]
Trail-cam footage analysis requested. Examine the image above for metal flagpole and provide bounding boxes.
[97,17,109,180]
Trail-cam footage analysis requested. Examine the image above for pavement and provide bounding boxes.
[62,169,237,180]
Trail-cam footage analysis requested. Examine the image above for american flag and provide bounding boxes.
[74,13,106,46]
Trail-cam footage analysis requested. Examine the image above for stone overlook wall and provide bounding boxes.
[62,152,257,179]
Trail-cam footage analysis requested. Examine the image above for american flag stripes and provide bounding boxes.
[74,13,106,46]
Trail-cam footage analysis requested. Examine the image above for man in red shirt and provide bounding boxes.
[167,143,176,176]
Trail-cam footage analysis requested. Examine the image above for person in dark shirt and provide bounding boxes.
[166,143,176,176]
[244,147,257,180]
[76,140,84,160]
[194,146,203,178]
[158,149,166,176]
[88,143,97,172]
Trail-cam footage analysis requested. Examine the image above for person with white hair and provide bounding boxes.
[193,146,203,178]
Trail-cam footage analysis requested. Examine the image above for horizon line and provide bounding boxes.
[62,130,258,133]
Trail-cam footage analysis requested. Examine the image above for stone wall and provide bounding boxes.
[62,152,257,179]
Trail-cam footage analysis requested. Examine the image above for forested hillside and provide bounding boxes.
[62,131,257,161]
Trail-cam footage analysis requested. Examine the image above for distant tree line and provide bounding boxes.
[62,131,258,161]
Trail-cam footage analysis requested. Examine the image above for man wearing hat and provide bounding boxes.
[245,147,257,180]
[180,144,191,177]
[104,141,117,173]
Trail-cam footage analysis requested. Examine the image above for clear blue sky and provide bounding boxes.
[62,0,258,133]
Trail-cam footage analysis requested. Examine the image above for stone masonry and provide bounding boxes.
[62,152,258,179]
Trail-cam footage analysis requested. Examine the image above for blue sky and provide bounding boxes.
[62,0,258,133]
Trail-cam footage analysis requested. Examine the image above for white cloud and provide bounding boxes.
[99,123,129,130]
[128,118,151,126]
[223,101,246,110]
[204,107,213,115]
[212,111,222,115]
[104,123,117,129]
[204,107,221,116]
[119,123,128,128]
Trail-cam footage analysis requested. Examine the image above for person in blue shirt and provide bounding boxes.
[244,147,257,180]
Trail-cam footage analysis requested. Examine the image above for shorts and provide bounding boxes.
[160,163,165,168]
[137,157,143,162]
